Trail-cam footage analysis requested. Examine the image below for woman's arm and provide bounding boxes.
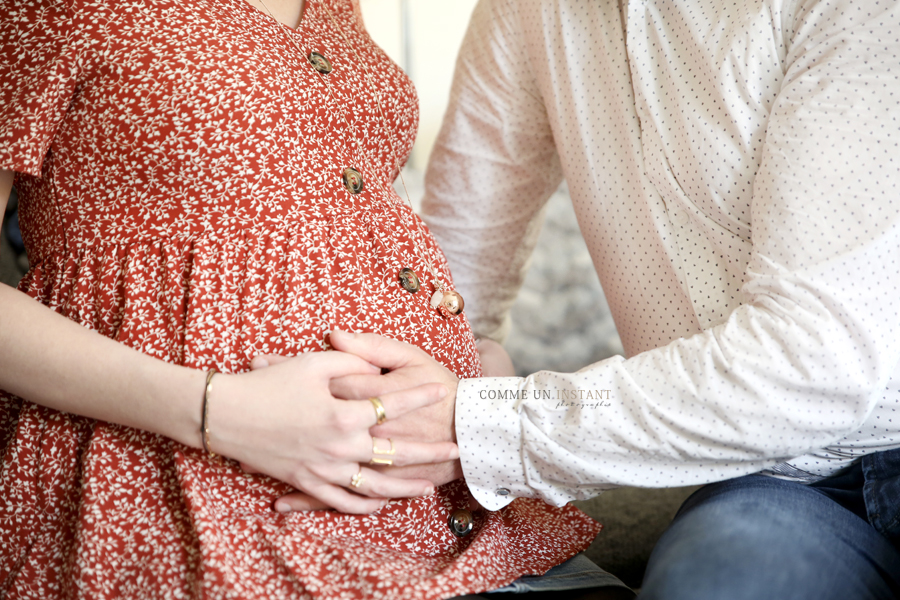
[0,168,455,513]
[1,168,205,443]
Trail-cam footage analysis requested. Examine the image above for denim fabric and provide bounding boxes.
[486,553,631,594]
[861,448,900,543]
[640,449,900,600]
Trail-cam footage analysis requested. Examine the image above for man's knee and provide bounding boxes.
[639,476,900,600]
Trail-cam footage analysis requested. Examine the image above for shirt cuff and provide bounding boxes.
[455,376,535,510]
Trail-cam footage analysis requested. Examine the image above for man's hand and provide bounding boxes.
[329,329,459,440]
[328,330,465,486]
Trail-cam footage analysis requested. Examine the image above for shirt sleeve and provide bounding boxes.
[421,0,563,343]
[0,0,80,176]
[442,0,900,509]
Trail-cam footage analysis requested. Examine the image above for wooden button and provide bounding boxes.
[398,268,421,293]
[342,168,364,194]
[308,52,333,74]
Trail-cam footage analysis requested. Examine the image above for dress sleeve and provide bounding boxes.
[453,0,900,510]
[0,0,80,176]
[420,0,564,342]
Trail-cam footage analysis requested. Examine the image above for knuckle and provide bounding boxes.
[321,442,346,462]
[390,448,412,467]
[330,409,358,434]
[305,352,325,371]
[366,333,384,349]
[306,463,336,482]
[286,469,307,490]
[363,480,387,498]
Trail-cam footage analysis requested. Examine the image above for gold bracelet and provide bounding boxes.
[201,368,217,457]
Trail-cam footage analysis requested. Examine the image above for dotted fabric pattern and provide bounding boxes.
[0,0,601,597]
[421,0,900,510]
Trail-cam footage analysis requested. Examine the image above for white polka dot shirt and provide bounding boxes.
[421,0,900,510]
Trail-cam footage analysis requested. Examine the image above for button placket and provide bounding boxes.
[307,51,333,74]
[342,167,365,194]
[398,267,421,293]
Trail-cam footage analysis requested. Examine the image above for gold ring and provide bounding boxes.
[373,437,396,455]
[370,438,395,466]
[350,468,364,488]
[369,397,387,425]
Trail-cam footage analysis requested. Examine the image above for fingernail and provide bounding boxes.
[274,500,290,513]
[449,446,460,460]
[423,486,435,496]
[331,330,353,341]
[438,386,448,399]
[252,356,269,369]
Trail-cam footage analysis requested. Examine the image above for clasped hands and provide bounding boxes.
[212,330,511,514]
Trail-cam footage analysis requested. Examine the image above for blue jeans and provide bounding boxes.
[640,449,900,599]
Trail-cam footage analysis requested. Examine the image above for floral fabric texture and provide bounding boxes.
[0,0,600,598]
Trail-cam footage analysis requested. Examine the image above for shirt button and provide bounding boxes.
[448,509,474,537]
[398,268,421,293]
[307,52,333,74]
[342,168,364,194]
[496,488,510,496]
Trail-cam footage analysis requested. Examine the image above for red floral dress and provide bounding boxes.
[0,0,601,598]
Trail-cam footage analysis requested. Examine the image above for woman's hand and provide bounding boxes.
[253,331,465,512]
[209,350,458,514]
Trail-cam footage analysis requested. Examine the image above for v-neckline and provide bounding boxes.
[242,0,311,32]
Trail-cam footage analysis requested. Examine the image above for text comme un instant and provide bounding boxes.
[478,389,612,402]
